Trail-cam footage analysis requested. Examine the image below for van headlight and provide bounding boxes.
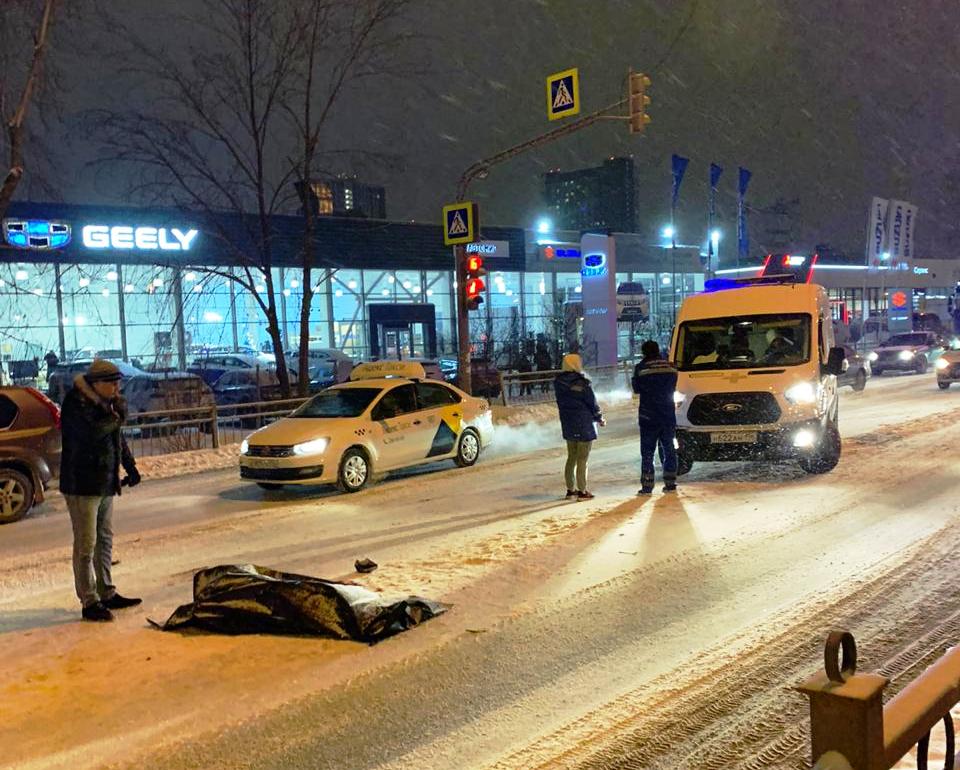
[936,357,949,371]
[292,437,329,456]
[673,391,686,406]
[785,381,817,404]
[867,351,878,362]
[240,439,249,455]
[898,350,915,361]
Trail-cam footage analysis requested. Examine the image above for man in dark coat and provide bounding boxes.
[60,359,142,622]
[632,340,679,494]
[554,353,604,500]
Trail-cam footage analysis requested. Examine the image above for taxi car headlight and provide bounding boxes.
[240,439,249,455]
[936,357,949,371]
[898,350,915,361]
[292,437,329,456]
[867,351,878,362]
[785,381,817,404]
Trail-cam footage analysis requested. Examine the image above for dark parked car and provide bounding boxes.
[439,358,502,399]
[47,359,146,403]
[868,331,947,375]
[122,372,215,417]
[0,387,61,523]
[837,345,870,391]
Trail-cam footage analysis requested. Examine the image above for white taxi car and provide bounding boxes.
[239,361,494,492]
[936,349,960,389]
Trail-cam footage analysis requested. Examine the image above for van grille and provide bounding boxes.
[687,392,781,426]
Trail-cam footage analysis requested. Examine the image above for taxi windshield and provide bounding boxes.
[292,388,380,418]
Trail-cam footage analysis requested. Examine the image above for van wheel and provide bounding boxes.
[676,452,693,476]
[852,369,867,392]
[454,429,481,468]
[914,355,928,374]
[0,468,34,524]
[338,448,370,493]
[799,421,841,474]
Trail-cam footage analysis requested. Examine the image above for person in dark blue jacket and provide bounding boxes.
[632,340,679,494]
[554,353,605,500]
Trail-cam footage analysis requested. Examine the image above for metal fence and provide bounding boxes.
[800,631,960,769]
[499,362,636,406]
[122,397,309,457]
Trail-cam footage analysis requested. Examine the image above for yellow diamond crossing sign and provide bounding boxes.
[442,201,477,245]
[546,67,580,121]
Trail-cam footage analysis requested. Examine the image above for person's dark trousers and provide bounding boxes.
[640,423,678,489]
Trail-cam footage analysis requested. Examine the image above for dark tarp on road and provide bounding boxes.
[153,564,448,643]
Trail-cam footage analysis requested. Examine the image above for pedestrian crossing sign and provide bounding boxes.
[442,201,476,245]
[546,68,580,121]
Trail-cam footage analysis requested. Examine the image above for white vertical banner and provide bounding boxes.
[885,200,910,262]
[579,233,618,369]
[865,196,888,265]
[900,202,918,262]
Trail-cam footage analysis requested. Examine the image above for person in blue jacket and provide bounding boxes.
[632,340,679,494]
[554,353,605,500]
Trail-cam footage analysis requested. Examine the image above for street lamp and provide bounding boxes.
[661,225,675,240]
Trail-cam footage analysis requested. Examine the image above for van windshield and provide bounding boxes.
[675,314,812,370]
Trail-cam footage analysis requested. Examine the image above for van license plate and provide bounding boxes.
[710,431,757,444]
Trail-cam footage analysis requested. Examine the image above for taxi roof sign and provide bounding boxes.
[350,361,426,381]
[442,202,477,246]
[546,68,580,121]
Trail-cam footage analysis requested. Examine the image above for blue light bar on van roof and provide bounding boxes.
[703,278,741,292]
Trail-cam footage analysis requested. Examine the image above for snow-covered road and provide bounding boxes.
[2,373,960,770]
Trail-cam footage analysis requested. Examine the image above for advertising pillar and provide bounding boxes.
[579,233,618,369]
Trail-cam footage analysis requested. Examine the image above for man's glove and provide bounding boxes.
[121,466,142,488]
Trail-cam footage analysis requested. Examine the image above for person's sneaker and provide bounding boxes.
[102,593,142,610]
[81,602,114,622]
[565,489,578,499]
[663,483,677,492]
[638,487,653,495]
[577,491,595,500]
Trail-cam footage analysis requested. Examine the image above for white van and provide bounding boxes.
[670,277,845,475]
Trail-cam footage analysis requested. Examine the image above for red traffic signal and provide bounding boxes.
[465,277,485,311]
[466,255,483,273]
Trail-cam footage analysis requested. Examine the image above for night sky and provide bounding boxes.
[19,0,960,259]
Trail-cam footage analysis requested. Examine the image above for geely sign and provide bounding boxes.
[82,225,199,251]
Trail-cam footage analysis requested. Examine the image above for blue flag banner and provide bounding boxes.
[710,162,724,192]
[671,154,690,209]
[737,166,752,260]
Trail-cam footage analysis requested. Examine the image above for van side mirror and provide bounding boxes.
[825,346,845,377]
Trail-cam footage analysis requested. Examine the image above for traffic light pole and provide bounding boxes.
[453,95,633,394]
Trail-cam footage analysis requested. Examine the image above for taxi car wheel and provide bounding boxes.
[0,468,34,524]
[453,429,481,468]
[676,452,693,476]
[852,369,867,391]
[338,448,370,493]
[938,381,951,390]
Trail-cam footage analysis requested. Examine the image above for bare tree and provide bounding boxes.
[0,0,57,220]
[91,0,416,396]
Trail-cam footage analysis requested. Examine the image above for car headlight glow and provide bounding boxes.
[292,437,329,456]
[673,391,686,406]
[785,381,817,404]
[898,350,915,361]
[936,357,949,371]
[793,429,816,448]
[867,351,878,361]
[240,439,249,455]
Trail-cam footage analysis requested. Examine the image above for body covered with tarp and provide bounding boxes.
[154,564,447,643]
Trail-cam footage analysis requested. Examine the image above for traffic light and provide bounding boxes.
[628,70,651,135]
[464,253,486,311]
